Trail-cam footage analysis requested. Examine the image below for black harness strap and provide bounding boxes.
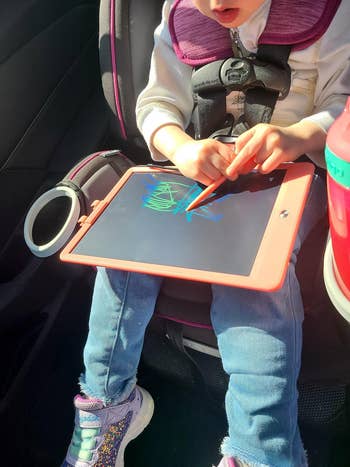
[192,43,292,139]
[192,91,231,140]
[243,44,291,129]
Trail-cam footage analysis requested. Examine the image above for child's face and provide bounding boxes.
[193,0,266,28]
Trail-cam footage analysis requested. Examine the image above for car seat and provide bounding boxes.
[7,0,350,465]
[98,0,350,442]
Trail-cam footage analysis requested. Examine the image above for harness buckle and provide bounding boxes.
[192,56,291,99]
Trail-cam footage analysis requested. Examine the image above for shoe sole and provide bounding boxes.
[115,386,154,467]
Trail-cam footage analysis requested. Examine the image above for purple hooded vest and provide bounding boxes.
[169,0,342,66]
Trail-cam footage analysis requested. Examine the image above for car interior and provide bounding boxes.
[1,0,350,466]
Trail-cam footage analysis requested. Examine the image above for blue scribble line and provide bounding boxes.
[142,178,223,222]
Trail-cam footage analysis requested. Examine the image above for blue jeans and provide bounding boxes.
[79,174,327,467]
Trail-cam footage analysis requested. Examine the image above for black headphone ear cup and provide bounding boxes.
[24,186,81,257]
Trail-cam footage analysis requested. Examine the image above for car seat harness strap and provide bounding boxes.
[169,0,341,139]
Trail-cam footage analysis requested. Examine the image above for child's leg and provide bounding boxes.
[211,175,327,467]
[79,268,163,405]
[212,266,306,467]
[63,269,162,467]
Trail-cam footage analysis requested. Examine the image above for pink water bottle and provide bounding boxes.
[325,97,350,298]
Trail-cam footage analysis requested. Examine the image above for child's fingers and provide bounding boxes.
[226,159,257,179]
[213,153,232,175]
[219,141,237,161]
[259,149,286,173]
[201,159,225,182]
[194,171,216,186]
[226,137,263,176]
[204,144,235,176]
[234,129,255,153]
[239,158,258,175]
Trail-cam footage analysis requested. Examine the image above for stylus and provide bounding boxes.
[186,175,227,211]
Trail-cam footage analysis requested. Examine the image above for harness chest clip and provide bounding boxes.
[192,56,291,99]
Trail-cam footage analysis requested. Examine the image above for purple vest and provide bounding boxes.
[169,0,341,66]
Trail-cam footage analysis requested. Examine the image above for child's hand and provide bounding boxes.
[226,122,320,179]
[172,138,234,185]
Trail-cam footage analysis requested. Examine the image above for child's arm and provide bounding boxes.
[227,1,350,178]
[136,2,233,186]
[152,124,234,186]
[226,120,326,179]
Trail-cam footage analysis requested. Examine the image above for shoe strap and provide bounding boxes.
[74,394,104,410]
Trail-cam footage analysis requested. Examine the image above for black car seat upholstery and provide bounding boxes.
[0,0,111,464]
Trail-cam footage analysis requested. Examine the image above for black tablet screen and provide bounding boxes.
[72,170,285,276]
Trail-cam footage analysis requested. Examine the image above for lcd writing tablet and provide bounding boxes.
[61,164,314,291]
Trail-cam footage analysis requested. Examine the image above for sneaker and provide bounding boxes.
[216,458,236,467]
[216,457,250,467]
[62,385,154,467]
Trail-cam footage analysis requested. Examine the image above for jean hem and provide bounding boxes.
[78,374,137,406]
[221,438,308,467]
[221,438,270,467]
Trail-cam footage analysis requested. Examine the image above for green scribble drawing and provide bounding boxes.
[142,178,223,222]
[143,181,192,212]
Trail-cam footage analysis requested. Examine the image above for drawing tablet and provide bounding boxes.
[60,163,314,291]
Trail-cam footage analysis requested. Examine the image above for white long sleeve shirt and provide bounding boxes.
[136,0,350,167]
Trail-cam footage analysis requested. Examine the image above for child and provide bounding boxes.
[62,1,350,466]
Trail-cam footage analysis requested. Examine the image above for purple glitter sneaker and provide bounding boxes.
[62,385,153,467]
